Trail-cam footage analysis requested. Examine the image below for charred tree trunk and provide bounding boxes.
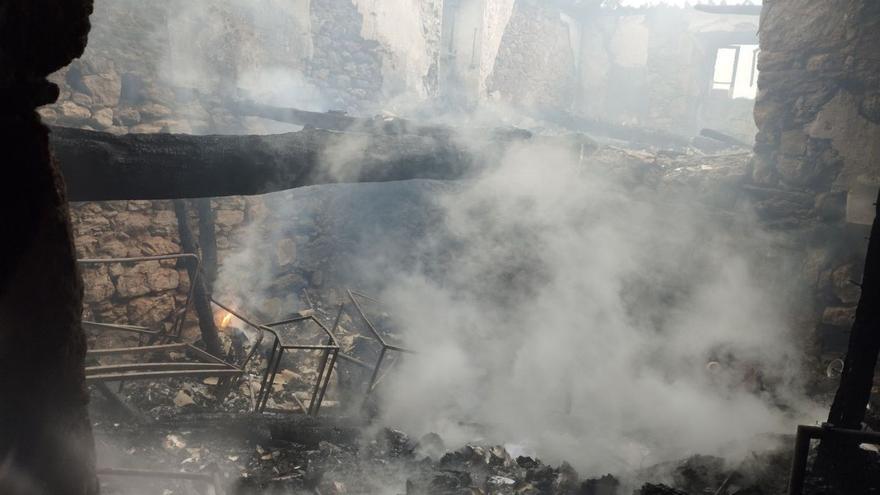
[817,190,880,470]
[0,1,98,493]
[196,198,218,293]
[173,200,224,357]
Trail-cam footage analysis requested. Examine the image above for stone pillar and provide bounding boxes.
[753,0,880,357]
[0,1,98,494]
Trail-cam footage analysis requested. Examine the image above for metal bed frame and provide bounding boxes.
[331,289,414,403]
[78,254,244,387]
[249,309,340,416]
[80,256,387,418]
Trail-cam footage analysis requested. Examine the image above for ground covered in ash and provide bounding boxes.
[90,396,798,495]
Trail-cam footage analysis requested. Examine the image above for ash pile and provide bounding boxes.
[92,414,793,495]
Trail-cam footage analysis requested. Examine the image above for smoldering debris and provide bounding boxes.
[84,287,814,494]
[90,412,797,495]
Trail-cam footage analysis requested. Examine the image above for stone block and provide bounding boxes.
[821,306,856,327]
[146,268,180,292]
[275,238,297,266]
[58,101,91,122]
[115,107,141,126]
[779,129,808,156]
[90,107,114,129]
[140,102,173,120]
[82,72,122,107]
[831,263,861,304]
[216,209,245,227]
[127,293,176,327]
[82,266,116,303]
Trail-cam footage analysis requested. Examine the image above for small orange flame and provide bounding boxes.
[219,312,234,329]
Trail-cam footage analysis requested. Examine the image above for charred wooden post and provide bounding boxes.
[827,191,880,427]
[817,190,880,470]
[173,200,225,357]
[196,198,218,293]
[0,1,99,493]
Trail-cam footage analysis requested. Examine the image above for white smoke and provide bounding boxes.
[364,139,819,475]
[160,0,329,128]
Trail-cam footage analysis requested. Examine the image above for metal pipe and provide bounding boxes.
[83,321,153,332]
[365,347,387,398]
[337,352,372,369]
[263,315,314,327]
[261,347,286,413]
[347,289,387,346]
[256,343,280,413]
[257,342,282,413]
[331,303,345,334]
[314,349,338,416]
[281,344,339,351]
[787,425,880,495]
[86,362,230,373]
[86,342,188,356]
[86,369,242,383]
[788,425,815,495]
[257,339,279,404]
[309,344,332,416]
[96,467,216,481]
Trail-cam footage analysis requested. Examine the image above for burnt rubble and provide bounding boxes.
[90,401,802,495]
[86,288,810,495]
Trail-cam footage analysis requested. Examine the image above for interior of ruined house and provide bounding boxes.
[1,0,879,494]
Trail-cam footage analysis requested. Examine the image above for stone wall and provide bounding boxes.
[752,0,880,359]
[39,0,443,130]
[572,7,760,141]
[73,198,255,342]
[487,1,578,111]
[38,0,762,139]
[308,0,385,112]
[44,0,445,338]
[39,0,283,135]
[437,3,761,141]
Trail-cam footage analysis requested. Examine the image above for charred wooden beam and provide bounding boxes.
[699,128,750,149]
[50,125,496,201]
[231,100,411,135]
[534,109,693,149]
[230,100,532,142]
[694,4,762,15]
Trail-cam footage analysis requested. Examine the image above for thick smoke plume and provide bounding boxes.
[361,139,819,475]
